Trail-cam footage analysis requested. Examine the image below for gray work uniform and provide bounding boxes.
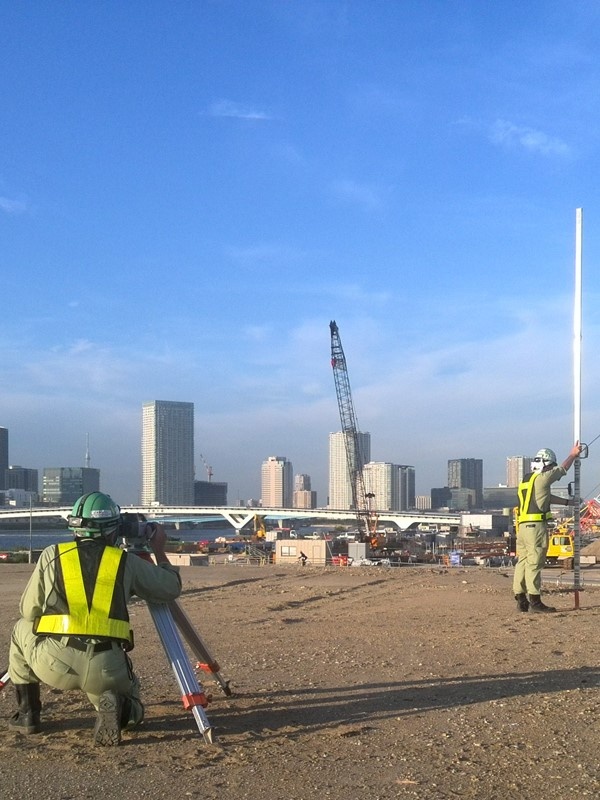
[9,540,181,714]
[512,465,566,596]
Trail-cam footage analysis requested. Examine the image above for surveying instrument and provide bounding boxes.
[118,514,232,743]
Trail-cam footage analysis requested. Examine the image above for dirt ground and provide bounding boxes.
[2,562,600,800]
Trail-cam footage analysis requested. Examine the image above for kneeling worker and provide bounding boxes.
[513,442,582,613]
[7,492,181,745]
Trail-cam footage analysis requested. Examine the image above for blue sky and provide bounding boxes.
[3,1,600,506]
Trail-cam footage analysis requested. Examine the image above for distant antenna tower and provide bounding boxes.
[85,433,91,468]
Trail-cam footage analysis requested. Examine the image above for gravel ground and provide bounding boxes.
[1,562,600,800]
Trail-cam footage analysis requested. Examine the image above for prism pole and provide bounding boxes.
[573,208,583,608]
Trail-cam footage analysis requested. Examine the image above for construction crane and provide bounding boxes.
[329,320,377,545]
[198,453,213,482]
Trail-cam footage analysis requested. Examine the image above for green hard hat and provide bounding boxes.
[67,492,121,537]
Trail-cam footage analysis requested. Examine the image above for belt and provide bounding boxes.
[41,635,117,653]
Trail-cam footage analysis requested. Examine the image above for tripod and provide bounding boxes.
[148,601,215,743]
[129,545,232,744]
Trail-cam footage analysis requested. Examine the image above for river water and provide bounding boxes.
[0,527,236,553]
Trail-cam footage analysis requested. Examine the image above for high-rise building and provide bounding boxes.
[328,431,371,509]
[5,466,39,497]
[506,456,532,487]
[0,488,36,508]
[449,487,476,511]
[194,480,228,506]
[0,427,8,491]
[431,487,451,509]
[42,467,100,506]
[362,463,416,512]
[448,458,483,508]
[294,474,311,491]
[141,401,194,505]
[293,474,317,509]
[363,462,397,511]
[260,456,293,507]
[398,465,416,511]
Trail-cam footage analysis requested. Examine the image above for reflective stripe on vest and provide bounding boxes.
[36,543,131,641]
[517,474,553,523]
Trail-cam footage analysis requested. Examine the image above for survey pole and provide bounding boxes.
[573,208,583,608]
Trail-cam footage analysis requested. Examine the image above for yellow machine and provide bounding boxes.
[253,515,267,540]
[545,532,574,565]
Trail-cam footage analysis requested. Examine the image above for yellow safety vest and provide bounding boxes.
[35,542,131,642]
[517,474,553,524]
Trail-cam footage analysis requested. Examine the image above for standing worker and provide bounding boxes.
[7,492,181,745]
[513,442,583,613]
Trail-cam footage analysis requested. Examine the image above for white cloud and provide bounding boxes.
[490,120,572,157]
[0,196,27,214]
[207,99,272,120]
[329,179,388,210]
[242,325,271,342]
[4,294,600,506]
[224,242,307,266]
[318,282,391,305]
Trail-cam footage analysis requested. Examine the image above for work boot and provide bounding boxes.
[515,593,529,612]
[120,696,144,731]
[93,691,122,746]
[528,594,556,613]
[8,683,42,734]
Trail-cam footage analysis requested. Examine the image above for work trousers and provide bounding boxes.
[9,618,142,717]
[512,522,548,596]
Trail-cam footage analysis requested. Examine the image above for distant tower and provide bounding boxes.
[448,458,483,508]
[293,474,317,509]
[328,431,370,509]
[506,456,532,487]
[398,465,416,511]
[0,427,8,490]
[85,433,91,469]
[194,479,228,506]
[141,401,194,505]
[363,462,398,511]
[42,467,100,505]
[294,474,311,491]
[261,456,293,507]
[5,466,38,496]
[361,463,415,512]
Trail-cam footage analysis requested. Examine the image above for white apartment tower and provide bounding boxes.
[362,463,416,512]
[141,400,194,505]
[506,456,532,488]
[328,431,371,509]
[363,462,398,511]
[261,456,293,507]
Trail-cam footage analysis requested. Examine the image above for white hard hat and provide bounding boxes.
[532,448,557,473]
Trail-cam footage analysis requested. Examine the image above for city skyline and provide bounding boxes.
[3,5,600,506]
[0,415,584,508]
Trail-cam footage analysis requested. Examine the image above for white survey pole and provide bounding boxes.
[573,208,583,607]
[574,208,583,441]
